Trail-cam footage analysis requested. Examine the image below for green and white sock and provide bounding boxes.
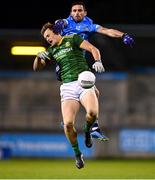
[72,141,81,156]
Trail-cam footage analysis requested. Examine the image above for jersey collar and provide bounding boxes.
[57,37,64,46]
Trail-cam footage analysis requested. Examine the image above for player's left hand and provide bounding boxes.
[122,33,134,47]
[92,60,105,73]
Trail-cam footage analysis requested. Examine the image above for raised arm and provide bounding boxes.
[97,26,134,47]
[80,40,101,60]
[97,26,124,38]
[80,40,105,73]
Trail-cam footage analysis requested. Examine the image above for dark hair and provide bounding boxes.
[71,1,86,11]
[40,22,60,36]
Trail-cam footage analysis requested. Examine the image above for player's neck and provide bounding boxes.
[57,35,63,46]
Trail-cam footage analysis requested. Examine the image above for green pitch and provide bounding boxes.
[0,158,155,179]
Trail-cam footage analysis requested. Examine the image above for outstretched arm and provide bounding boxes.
[97,26,124,38]
[97,26,134,47]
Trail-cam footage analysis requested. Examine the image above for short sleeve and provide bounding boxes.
[91,24,101,32]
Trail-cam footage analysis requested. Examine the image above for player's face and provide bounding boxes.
[70,5,87,22]
[44,28,59,46]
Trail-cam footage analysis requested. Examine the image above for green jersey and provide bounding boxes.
[47,34,89,83]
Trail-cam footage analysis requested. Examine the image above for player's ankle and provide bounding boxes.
[91,127,100,133]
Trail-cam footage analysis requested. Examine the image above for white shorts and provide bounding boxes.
[60,80,95,102]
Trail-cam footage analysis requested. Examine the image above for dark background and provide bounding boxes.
[0,0,155,71]
[1,0,155,29]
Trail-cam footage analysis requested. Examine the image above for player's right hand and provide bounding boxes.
[37,51,50,61]
[92,60,105,73]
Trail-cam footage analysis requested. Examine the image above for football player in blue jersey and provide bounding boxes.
[55,1,134,45]
[55,1,134,143]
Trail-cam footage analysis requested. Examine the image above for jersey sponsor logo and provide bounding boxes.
[53,47,73,59]
[76,26,80,30]
[65,42,71,47]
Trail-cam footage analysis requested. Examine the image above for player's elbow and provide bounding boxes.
[33,63,44,72]
[33,57,45,71]
[33,64,37,71]
[33,58,38,71]
[33,63,39,71]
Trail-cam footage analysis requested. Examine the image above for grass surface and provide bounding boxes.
[0,158,155,179]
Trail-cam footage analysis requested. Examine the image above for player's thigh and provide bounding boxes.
[61,99,80,124]
[80,90,99,113]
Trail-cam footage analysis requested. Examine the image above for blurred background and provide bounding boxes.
[0,0,155,159]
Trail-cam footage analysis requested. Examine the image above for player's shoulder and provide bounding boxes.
[64,33,80,38]
[63,34,75,40]
[63,34,82,42]
[84,16,93,24]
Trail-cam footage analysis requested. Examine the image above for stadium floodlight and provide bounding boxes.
[11,46,46,55]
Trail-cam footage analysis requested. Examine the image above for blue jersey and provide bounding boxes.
[62,16,100,40]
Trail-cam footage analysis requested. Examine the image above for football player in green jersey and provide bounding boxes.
[33,22,105,169]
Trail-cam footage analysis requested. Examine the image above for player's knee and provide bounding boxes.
[87,109,98,120]
[64,122,74,131]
